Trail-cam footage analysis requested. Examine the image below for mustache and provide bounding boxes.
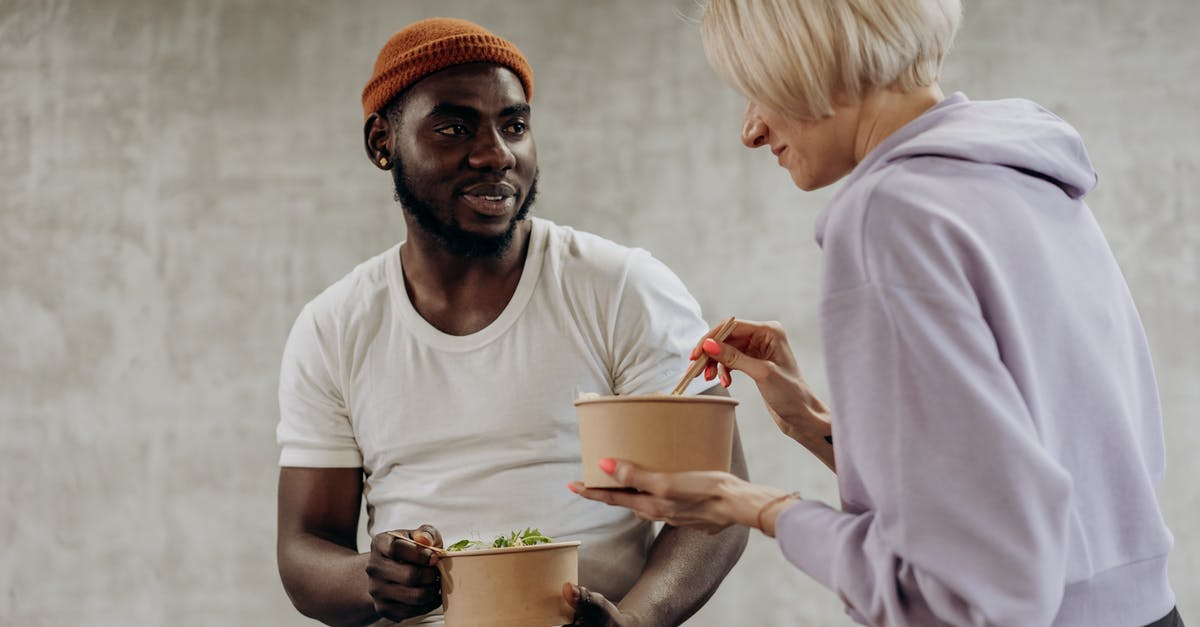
[457,179,519,198]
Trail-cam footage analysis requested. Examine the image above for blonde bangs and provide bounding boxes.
[701,0,961,120]
[701,0,838,119]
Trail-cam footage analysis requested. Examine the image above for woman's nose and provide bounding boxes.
[741,102,768,149]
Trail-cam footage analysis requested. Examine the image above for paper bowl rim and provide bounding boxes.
[574,394,738,407]
[441,540,581,558]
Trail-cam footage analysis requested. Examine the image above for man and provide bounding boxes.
[275,17,748,626]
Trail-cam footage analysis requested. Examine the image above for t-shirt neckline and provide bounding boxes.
[389,218,547,352]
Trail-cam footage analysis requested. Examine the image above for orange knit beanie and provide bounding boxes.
[361,17,534,120]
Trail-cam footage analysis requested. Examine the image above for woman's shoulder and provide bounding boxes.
[828,158,1007,246]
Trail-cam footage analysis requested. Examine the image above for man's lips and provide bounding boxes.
[460,181,517,198]
[459,181,518,217]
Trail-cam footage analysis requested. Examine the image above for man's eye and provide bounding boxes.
[436,124,469,136]
[506,122,527,135]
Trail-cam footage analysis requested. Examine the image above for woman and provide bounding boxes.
[569,0,1182,625]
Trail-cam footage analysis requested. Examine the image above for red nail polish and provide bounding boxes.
[599,458,616,474]
[702,338,720,355]
[567,482,579,494]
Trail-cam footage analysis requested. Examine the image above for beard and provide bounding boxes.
[392,158,538,260]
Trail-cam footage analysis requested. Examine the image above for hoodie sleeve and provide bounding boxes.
[778,183,1074,626]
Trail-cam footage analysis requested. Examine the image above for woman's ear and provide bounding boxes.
[364,112,392,170]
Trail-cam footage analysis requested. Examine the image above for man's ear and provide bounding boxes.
[364,112,392,170]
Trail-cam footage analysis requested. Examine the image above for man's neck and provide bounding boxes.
[398,219,533,336]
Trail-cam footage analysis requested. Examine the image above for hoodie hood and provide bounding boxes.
[870,92,1096,196]
[816,92,1098,244]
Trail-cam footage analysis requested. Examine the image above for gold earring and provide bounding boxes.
[378,156,389,167]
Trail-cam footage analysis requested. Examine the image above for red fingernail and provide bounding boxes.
[567,482,580,494]
[689,346,699,360]
[705,363,715,381]
[599,458,616,474]
[721,372,731,387]
[702,338,720,355]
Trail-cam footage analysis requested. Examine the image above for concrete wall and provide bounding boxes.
[3,0,1196,624]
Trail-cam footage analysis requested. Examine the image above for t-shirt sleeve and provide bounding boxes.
[276,304,363,468]
[609,249,717,396]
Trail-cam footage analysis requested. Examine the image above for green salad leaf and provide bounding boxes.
[446,539,476,552]
[446,528,554,552]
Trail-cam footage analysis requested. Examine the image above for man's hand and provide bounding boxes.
[562,583,646,627]
[365,525,444,622]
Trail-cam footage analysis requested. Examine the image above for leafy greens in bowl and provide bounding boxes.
[446,527,554,552]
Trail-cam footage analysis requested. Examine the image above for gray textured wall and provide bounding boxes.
[3,0,1197,624]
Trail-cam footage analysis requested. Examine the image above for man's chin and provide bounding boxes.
[458,212,520,234]
[441,215,526,259]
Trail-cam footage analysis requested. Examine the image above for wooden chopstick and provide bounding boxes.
[670,316,737,395]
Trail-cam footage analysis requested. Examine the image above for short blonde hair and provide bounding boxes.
[701,0,961,119]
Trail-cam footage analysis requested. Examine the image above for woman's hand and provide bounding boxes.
[569,459,799,537]
[691,319,833,450]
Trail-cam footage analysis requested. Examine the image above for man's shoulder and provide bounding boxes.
[535,217,651,280]
[533,218,696,314]
[302,243,399,324]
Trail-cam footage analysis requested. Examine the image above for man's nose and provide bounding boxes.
[468,127,516,170]
[741,102,768,149]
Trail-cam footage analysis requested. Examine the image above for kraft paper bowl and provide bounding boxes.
[438,540,580,627]
[574,394,738,488]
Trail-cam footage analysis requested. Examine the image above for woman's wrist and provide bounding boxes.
[756,492,802,537]
[727,483,802,537]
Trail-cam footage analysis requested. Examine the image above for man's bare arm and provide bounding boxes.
[277,467,378,627]
[616,386,750,625]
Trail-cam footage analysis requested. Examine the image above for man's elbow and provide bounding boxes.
[277,558,321,623]
[277,544,372,627]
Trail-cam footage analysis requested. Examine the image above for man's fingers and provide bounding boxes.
[378,529,440,565]
[562,582,579,609]
[366,558,441,587]
[372,596,442,622]
[566,584,621,625]
[413,524,443,549]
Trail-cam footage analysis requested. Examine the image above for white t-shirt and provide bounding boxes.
[277,217,713,624]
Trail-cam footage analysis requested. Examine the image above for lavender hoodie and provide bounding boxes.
[776,93,1175,626]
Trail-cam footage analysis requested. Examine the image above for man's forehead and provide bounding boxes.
[406,63,529,107]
